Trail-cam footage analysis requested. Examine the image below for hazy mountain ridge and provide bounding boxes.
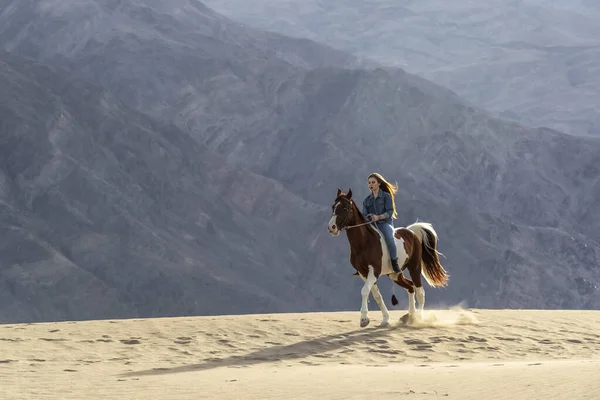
[202,0,600,137]
[265,66,600,231]
[0,0,372,164]
[0,0,365,69]
[0,51,350,322]
[0,1,599,322]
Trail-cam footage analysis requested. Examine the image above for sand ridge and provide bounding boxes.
[1,308,599,399]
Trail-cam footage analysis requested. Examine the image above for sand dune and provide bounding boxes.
[1,308,599,399]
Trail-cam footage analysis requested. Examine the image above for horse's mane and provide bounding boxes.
[349,198,380,237]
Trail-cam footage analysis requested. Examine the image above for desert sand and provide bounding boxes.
[1,308,599,399]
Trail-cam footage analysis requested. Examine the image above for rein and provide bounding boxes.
[342,220,374,230]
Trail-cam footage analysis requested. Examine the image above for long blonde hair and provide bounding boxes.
[368,172,398,219]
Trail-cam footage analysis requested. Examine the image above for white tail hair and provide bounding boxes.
[407,220,446,260]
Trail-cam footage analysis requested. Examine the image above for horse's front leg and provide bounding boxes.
[407,288,416,316]
[370,283,390,327]
[359,266,377,327]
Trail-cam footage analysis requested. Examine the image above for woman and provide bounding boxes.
[362,172,401,273]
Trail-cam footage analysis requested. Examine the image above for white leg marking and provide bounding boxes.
[407,290,416,316]
[360,266,377,327]
[415,286,425,319]
[370,284,390,327]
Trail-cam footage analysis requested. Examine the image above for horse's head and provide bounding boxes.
[328,188,355,236]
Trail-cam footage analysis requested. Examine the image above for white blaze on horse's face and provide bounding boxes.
[328,201,341,236]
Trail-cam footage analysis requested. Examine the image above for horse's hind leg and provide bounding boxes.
[415,286,425,320]
[370,283,390,327]
[406,271,425,319]
[407,248,425,320]
[392,273,416,320]
[359,266,378,328]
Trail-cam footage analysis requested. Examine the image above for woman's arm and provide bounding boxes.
[380,192,394,220]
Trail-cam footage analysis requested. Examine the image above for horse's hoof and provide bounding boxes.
[399,313,414,325]
[380,320,390,328]
[360,317,370,327]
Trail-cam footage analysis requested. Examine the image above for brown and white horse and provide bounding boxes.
[327,188,449,327]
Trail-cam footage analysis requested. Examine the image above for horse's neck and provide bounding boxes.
[346,207,377,248]
[352,202,367,224]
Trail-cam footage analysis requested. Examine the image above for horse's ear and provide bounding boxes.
[337,188,342,197]
[347,188,353,199]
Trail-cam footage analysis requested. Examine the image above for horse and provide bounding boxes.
[327,188,449,327]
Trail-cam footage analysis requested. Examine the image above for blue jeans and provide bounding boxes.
[376,221,397,260]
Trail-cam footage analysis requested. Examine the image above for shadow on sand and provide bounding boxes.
[121,321,413,377]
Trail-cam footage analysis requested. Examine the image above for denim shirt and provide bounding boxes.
[362,190,394,223]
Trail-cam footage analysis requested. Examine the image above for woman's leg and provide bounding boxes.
[378,222,400,272]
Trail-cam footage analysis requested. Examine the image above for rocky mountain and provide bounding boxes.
[0,0,599,322]
[202,0,600,137]
[0,51,347,322]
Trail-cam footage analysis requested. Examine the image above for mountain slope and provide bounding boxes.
[0,51,353,323]
[0,1,598,322]
[202,0,600,137]
[0,0,374,168]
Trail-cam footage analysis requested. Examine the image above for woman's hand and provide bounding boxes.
[369,214,379,222]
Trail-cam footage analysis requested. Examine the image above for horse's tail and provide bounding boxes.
[407,222,449,288]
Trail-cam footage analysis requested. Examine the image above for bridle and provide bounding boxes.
[334,199,374,231]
